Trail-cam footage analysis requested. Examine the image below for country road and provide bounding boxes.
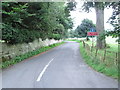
[2,41,118,88]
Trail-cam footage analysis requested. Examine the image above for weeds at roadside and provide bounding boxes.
[79,42,118,79]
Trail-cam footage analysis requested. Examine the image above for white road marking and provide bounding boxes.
[36,58,54,82]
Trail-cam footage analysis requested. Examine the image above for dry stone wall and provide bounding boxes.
[1,38,62,60]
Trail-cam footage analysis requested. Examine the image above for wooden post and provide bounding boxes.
[95,48,98,58]
[83,41,85,48]
[103,49,106,62]
[92,36,94,48]
[90,46,93,53]
[115,52,118,65]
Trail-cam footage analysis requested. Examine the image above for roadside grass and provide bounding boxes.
[79,42,118,79]
[67,39,118,79]
[84,40,94,46]
[67,39,81,43]
[85,41,118,71]
[80,42,118,78]
[1,42,64,69]
[107,43,118,52]
[85,40,118,52]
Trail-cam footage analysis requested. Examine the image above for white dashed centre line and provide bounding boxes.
[36,58,54,82]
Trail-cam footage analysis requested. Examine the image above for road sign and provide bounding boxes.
[87,32,98,36]
[90,28,96,32]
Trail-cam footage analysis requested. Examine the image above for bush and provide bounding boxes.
[49,34,62,40]
[2,24,43,44]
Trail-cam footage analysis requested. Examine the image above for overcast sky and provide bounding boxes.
[70,1,114,30]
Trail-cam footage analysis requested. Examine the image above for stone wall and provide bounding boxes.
[1,38,62,60]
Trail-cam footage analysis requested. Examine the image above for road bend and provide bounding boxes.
[2,41,118,88]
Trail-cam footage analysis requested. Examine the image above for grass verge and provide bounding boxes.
[67,39,81,43]
[79,42,118,79]
[1,42,64,69]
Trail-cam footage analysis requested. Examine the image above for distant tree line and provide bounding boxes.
[2,2,73,44]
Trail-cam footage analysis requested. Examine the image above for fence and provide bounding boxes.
[82,41,118,66]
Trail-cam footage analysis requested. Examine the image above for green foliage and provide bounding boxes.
[69,19,95,38]
[2,24,43,44]
[66,1,77,11]
[82,2,110,12]
[98,31,106,41]
[69,30,78,38]
[2,2,73,44]
[107,2,120,41]
[1,42,64,69]
[75,19,95,37]
[49,34,62,40]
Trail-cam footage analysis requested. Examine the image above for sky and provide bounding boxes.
[70,1,114,30]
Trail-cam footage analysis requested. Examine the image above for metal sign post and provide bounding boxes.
[87,28,98,47]
[92,36,93,48]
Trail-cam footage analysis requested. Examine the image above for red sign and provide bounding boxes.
[87,32,98,36]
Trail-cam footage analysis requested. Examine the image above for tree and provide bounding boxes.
[75,19,95,37]
[106,2,120,43]
[69,30,79,38]
[2,2,73,44]
[66,1,77,11]
[82,2,110,49]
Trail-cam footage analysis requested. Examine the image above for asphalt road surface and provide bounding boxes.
[2,41,118,88]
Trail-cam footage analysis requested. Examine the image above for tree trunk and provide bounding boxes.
[118,14,120,44]
[95,2,106,49]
